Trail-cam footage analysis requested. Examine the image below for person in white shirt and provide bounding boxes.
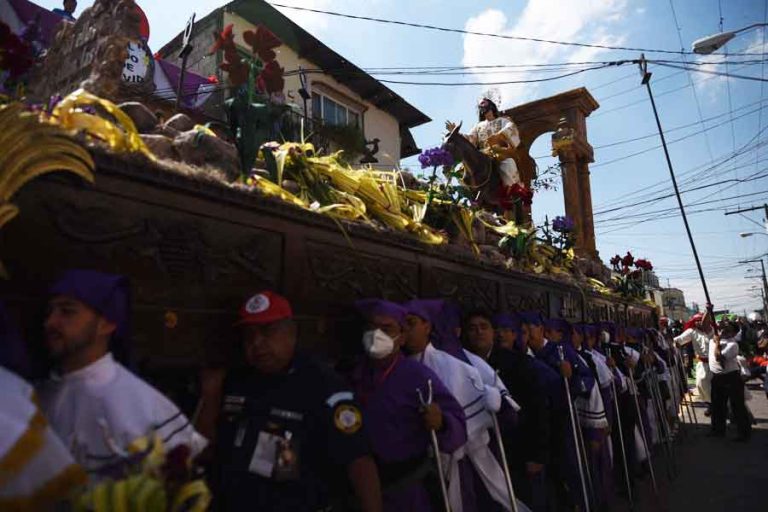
[674,311,713,415]
[37,269,207,479]
[708,321,751,441]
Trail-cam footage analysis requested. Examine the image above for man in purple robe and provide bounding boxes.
[350,299,467,512]
[467,310,551,512]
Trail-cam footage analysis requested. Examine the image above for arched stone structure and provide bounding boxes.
[504,88,599,258]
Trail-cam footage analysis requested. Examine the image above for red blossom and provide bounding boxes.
[220,60,249,87]
[635,258,653,271]
[243,25,281,63]
[621,251,634,268]
[207,74,219,84]
[610,255,621,267]
[257,60,284,94]
[504,183,533,206]
[0,32,35,79]
[209,24,235,55]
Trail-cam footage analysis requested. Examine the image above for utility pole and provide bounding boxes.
[740,257,768,319]
[638,55,715,317]
[725,203,768,230]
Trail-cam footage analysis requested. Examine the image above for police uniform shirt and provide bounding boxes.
[216,352,369,512]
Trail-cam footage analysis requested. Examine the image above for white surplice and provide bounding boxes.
[413,344,530,512]
[37,353,207,475]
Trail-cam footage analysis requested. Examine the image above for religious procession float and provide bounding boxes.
[1,2,663,502]
[0,0,660,362]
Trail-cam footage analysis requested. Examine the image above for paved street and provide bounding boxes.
[609,381,768,512]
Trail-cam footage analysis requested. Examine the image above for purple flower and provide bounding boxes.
[418,147,454,169]
[552,215,575,233]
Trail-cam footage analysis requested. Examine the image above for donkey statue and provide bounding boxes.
[441,122,502,212]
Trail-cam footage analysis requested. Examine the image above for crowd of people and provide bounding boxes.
[2,268,755,511]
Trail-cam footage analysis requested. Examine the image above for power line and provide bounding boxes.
[591,103,768,169]
[654,61,768,82]
[594,122,768,211]
[267,1,766,57]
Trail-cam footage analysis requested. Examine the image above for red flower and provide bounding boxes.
[0,24,35,79]
[153,51,162,60]
[610,255,621,267]
[207,74,219,84]
[209,24,235,55]
[621,251,634,268]
[221,60,249,87]
[257,60,284,94]
[635,258,653,271]
[509,183,533,205]
[243,25,281,63]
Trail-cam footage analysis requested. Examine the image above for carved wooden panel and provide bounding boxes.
[304,240,418,302]
[501,282,548,314]
[421,267,498,311]
[556,292,582,322]
[586,299,616,323]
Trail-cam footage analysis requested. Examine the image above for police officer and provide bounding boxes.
[214,291,383,512]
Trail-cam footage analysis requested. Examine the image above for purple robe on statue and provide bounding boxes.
[351,354,467,512]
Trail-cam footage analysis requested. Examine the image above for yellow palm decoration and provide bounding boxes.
[0,102,95,278]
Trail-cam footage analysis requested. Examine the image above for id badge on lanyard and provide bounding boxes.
[248,427,301,481]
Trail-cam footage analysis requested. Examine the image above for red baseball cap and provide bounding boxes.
[235,291,293,326]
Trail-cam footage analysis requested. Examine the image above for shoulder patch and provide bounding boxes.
[333,404,362,434]
[325,391,354,408]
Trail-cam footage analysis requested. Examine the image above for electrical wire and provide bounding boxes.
[266,1,766,57]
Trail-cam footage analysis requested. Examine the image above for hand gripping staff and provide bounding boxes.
[557,345,591,512]
[625,353,659,496]
[417,379,452,512]
[491,373,520,512]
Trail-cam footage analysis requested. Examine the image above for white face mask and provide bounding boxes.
[362,329,397,359]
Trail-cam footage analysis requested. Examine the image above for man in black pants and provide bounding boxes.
[709,321,752,442]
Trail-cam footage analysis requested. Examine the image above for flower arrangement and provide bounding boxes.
[609,251,654,298]
[208,24,287,176]
[72,435,210,512]
[0,21,37,95]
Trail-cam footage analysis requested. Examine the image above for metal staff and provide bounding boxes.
[626,361,659,495]
[645,350,676,478]
[558,346,591,512]
[491,374,520,512]
[608,365,634,510]
[418,379,452,512]
[572,399,596,509]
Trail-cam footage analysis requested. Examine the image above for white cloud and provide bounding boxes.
[461,0,630,109]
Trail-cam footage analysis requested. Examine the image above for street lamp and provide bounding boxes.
[692,23,768,54]
[740,232,768,238]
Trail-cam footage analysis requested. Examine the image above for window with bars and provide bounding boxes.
[312,92,360,128]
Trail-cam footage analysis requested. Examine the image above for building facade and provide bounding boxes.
[661,287,690,322]
[158,0,429,168]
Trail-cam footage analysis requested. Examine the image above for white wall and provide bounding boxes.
[223,12,402,168]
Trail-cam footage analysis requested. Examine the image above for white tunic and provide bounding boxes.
[674,328,712,402]
[468,116,522,186]
[0,367,85,506]
[413,344,528,512]
[37,353,207,475]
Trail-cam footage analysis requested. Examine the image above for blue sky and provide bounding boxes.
[38,0,768,314]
